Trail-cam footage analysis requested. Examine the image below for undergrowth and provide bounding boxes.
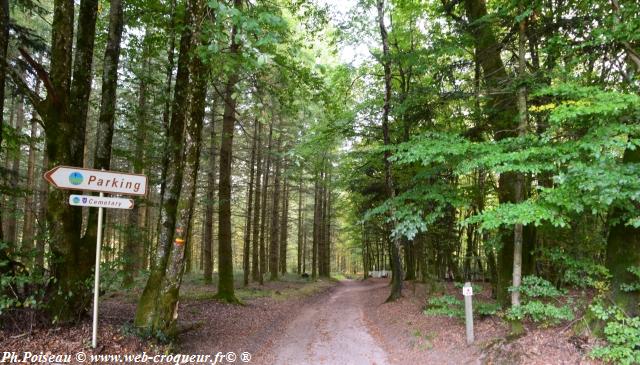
[506,276,574,326]
[423,283,501,319]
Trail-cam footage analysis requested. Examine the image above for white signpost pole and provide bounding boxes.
[92,191,104,349]
[44,165,144,348]
[463,282,474,345]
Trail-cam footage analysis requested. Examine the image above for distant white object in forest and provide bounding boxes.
[368,270,391,278]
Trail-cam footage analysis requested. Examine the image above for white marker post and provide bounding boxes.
[463,282,474,345]
[44,166,145,348]
[92,192,104,349]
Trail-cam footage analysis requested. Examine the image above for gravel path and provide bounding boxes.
[271,280,390,365]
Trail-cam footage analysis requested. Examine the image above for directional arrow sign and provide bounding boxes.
[69,195,134,210]
[44,166,147,196]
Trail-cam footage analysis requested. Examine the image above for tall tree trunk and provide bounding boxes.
[68,0,98,183]
[69,0,98,131]
[161,0,177,133]
[323,170,331,276]
[216,0,242,303]
[259,123,273,284]
[184,226,193,273]
[312,173,319,279]
[81,0,120,254]
[69,0,98,177]
[123,41,150,288]
[269,136,282,280]
[155,0,178,240]
[87,0,123,176]
[19,66,43,244]
[203,105,217,284]
[462,0,523,306]
[251,121,263,282]
[135,0,194,329]
[21,117,39,267]
[363,225,370,279]
[464,217,475,280]
[7,96,25,248]
[302,220,307,274]
[153,29,207,333]
[36,0,99,320]
[0,0,8,214]
[296,170,303,274]
[318,167,326,277]
[279,168,289,274]
[243,120,258,285]
[1,96,14,245]
[35,149,48,272]
[404,239,416,281]
[511,12,528,308]
[377,0,403,301]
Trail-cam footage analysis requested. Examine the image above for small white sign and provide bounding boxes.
[463,286,473,296]
[69,194,134,210]
[44,166,147,196]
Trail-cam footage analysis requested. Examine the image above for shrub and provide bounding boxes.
[475,301,501,317]
[619,266,640,293]
[540,247,610,289]
[424,295,464,318]
[423,292,501,319]
[589,302,640,365]
[0,243,48,318]
[506,275,574,326]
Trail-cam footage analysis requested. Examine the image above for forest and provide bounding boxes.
[1,0,639,363]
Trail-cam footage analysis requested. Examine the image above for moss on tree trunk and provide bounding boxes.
[135,0,194,331]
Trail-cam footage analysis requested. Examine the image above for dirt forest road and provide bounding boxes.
[271,280,390,365]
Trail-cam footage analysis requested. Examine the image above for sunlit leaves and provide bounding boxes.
[382,84,640,237]
[466,200,567,229]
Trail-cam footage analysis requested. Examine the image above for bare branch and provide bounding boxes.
[18,47,56,99]
[5,61,46,120]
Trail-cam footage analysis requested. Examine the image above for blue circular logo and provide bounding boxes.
[69,172,84,185]
[72,196,81,204]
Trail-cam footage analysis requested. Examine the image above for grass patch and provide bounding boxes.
[180,291,218,301]
[238,279,334,301]
[411,329,435,351]
[331,272,360,281]
[119,271,334,304]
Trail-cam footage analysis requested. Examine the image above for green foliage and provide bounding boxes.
[507,301,574,326]
[99,257,128,292]
[507,276,575,325]
[424,295,464,318]
[0,243,48,315]
[514,275,566,298]
[506,276,574,326]
[475,301,501,317]
[0,272,47,315]
[364,179,466,239]
[619,266,640,293]
[589,302,640,365]
[423,292,501,319]
[383,84,640,238]
[539,247,610,289]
